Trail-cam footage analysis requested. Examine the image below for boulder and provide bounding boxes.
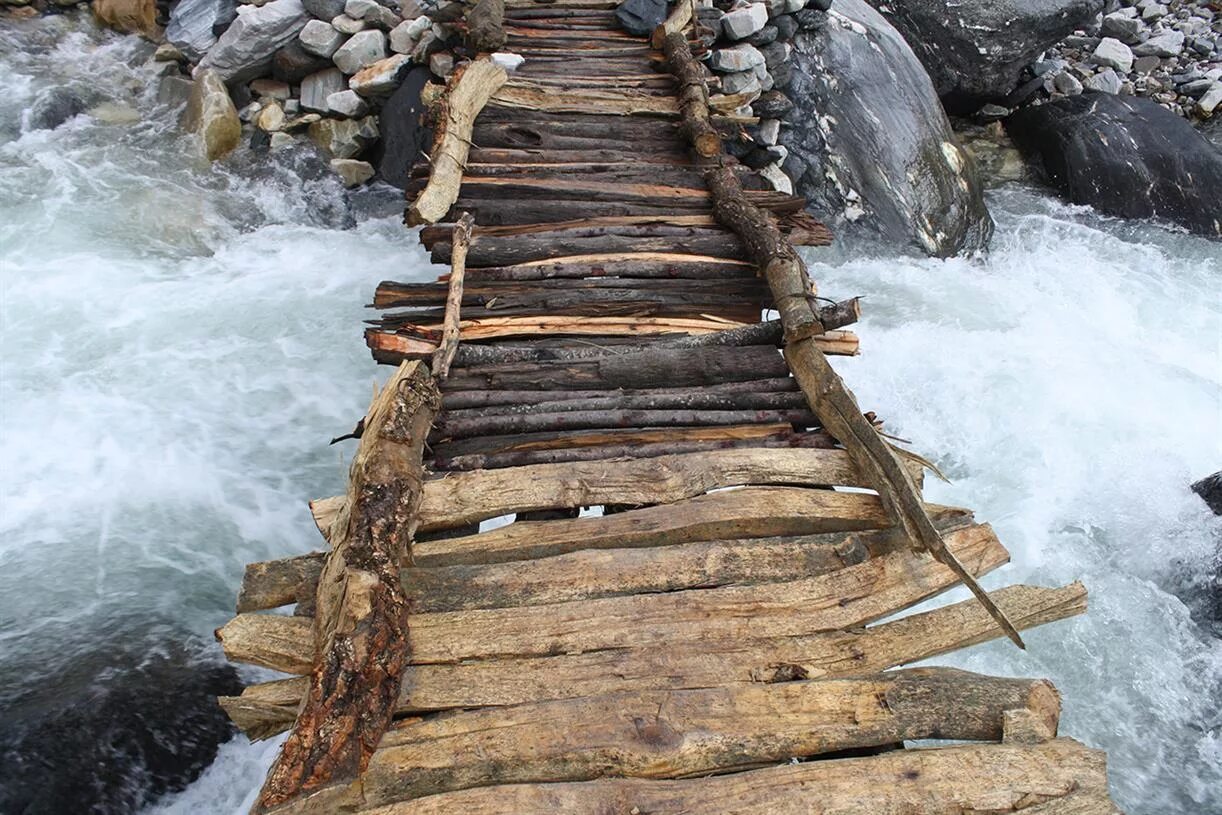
[614,0,666,37]
[372,64,431,188]
[1132,29,1184,58]
[721,3,768,41]
[27,87,94,130]
[166,0,238,61]
[300,67,346,111]
[308,113,379,157]
[93,0,158,37]
[333,28,386,74]
[866,0,1104,113]
[182,68,241,160]
[299,18,346,57]
[782,0,992,256]
[1006,91,1222,237]
[198,0,310,84]
[1091,37,1133,73]
[349,53,410,95]
[1192,471,1222,515]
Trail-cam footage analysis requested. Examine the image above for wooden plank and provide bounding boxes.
[356,738,1113,815]
[412,487,958,566]
[216,520,1004,673]
[355,668,1062,804]
[221,582,1086,735]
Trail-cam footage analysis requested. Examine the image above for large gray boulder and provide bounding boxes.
[782,1,992,257]
[166,0,237,62]
[197,0,310,84]
[866,0,1104,113]
[1006,92,1222,238]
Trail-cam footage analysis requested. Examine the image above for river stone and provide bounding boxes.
[167,0,238,61]
[1091,37,1133,73]
[722,2,768,40]
[372,64,431,188]
[783,0,993,256]
[182,68,241,160]
[272,39,332,82]
[349,53,410,95]
[614,0,665,37]
[867,0,1104,113]
[198,0,310,84]
[302,0,344,19]
[1133,29,1184,58]
[326,88,366,116]
[93,0,158,36]
[301,67,346,111]
[331,157,375,186]
[709,43,765,72]
[333,28,386,73]
[27,87,93,130]
[256,100,286,130]
[1006,91,1222,237]
[308,113,378,157]
[300,18,346,56]
[721,70,762,95]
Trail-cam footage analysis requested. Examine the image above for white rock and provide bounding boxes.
[331,13,366,33]
[331,158,375,187]
[300,66,346,111]
[1091,37,1134,73]
[757,117,780,145]
[1198,81,1222,115]
[405,13,431,38]
[1141,3,1167,21]
[720,2,767,41]
[429,51,455,78]
[327,88,369,116]
[389,20,416,53]
[491,51,525,71]
[348,53,411,95]
[300,18,345,57]
[708,43,765,72]
[1133,29,1185,57]
[1084,68,1123,94]
[759,162,792,195]
[333,29,386,74]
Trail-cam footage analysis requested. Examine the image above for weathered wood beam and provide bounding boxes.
[429,213,473,379]
[222,582,1086,735]
[354,738,1114,815]
[408,59,508,226]
[251,362,440,813]
[355,668,1063,804]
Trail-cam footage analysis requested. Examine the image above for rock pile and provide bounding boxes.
[1030,0,1222,119]
[144,0,463,180]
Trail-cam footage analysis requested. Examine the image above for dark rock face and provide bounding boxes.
[373,65,432,189]
[1006,92,1222,237]
[615,0,666,37]
[1192,471,1222,515]
[782,0,993,257]
[27,86,94,130]
[867,0,1104,113]
[0,637,243,814]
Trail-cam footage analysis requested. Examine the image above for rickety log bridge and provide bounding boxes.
[215,1,1122,812]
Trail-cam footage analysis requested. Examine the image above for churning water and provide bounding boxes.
[0,12,1219,815]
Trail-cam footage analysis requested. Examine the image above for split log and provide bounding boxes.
[355,668,1062,805]
[375,276,765,309]
[663,30,719,157]
[651,0,693,49]
[465,0,505,53]
[461,252,756,279]
[219,520,1001,672]
[251,361,440,813]
[430,232,749,265]
[429,213,473,379]
[408,59,508,226]
[492,84,679,116]
[438,389,808,417]
[441,377,799,408]
[430,406,818,440]
[353,739,1114,815]
[223,581,1084,733]
[410,487,969,567]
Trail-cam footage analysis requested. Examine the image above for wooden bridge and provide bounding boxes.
[215,1,1120,811]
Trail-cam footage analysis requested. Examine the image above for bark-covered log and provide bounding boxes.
[375,276,765,309]
[430,406,818,441]
[663,31,719,157]
[408,59,508,226]
[431,232,749,265]
[251,361,440,813]
[440,376,798,408]
[430,213,473,379]
[465,0,505,53]
[462,252,756,278]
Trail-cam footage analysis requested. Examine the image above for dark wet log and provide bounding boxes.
[465,0,506,53]
[371,289,761,323]
[461,256,756,279]
[441,389,807,418]
[441,376,799,408]
[434,427,842,471]
[374,276,765,309]
[467,146,686,164]
[408,59,508,226]
[430,213,473,379]
[431,406,819,441]
[663,31,719,157]
[252,361,440,813]
[430,232,748,266]
[440,344,789,391]
[454,198,706,224]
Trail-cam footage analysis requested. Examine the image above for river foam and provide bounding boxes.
[1,12,1219,815]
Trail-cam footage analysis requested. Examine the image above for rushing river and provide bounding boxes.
[1,13,1219,815]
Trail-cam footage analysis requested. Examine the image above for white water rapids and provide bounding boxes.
[0,14,1219,815]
